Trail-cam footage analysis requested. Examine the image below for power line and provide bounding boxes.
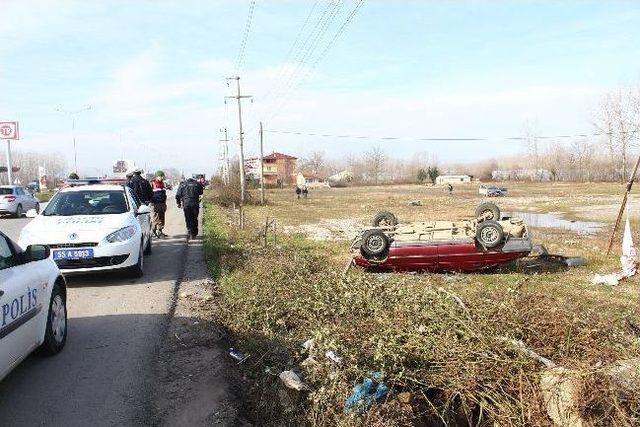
[235,0,257,74]
[265,128,640,142]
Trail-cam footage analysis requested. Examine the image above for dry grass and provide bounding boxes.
[203,182,640,426]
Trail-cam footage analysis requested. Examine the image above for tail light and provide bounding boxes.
[2,196,16,202]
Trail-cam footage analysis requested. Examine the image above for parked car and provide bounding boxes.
[479,185,508,197]
[0,231,67,381]
[0,185,40,217]
[352,202,532,272]
[18,182,152,276]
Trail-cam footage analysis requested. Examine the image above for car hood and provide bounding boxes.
[20,213,133,246]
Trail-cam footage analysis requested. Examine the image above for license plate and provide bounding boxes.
[53,249,94,260]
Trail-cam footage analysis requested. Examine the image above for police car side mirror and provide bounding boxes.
[26,209,38,218]
[25,245,50,262]
[136,205,151,216]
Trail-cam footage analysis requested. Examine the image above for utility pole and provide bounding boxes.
[259,121,265,204]
[219,128,231,185]
[5,141,13,184]
[225,77,252,204]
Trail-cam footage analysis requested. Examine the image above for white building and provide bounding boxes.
[435,175,472,184]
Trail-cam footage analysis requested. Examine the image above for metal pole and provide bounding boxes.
[6,141,13,184]
[235,78,246,204]
[72,117,77,174]
[607,153,640,255]
[260,121,265,204]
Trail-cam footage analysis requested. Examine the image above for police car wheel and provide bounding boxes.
[38,283,67,356]
[130,241,144,278]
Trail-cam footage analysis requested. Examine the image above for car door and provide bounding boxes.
[127,188,150,245]
[0,233,41,376]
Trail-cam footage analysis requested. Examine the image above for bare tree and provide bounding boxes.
[299,151,326,175]
[523,119,540,172]
[365,145,386,185]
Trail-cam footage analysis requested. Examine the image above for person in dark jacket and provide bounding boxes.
[127,169,153,204]
[150,171,168,238]
[175,177,203,239]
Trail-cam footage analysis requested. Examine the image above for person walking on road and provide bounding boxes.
[175,177,203,240]
[150,171,168,238]
[127,169,153,204]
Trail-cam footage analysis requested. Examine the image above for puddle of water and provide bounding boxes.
[506,211,604,234]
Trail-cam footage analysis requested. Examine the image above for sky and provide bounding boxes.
[1,0,640,177]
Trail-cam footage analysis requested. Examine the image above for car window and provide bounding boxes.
[15,188,24,195]
[43,190,129,216]
[0,235,17,271]
[0,188,13,195]
[128,188,140,210]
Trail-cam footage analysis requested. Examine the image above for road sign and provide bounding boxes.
[0,121,19,139]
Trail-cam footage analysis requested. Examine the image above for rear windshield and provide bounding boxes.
[43,190,129,216]
[0,188,14,195]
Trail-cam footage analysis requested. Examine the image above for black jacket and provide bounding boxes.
[127,174,153,204]
[176,179,203,208]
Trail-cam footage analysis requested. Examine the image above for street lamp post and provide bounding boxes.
[56,105,92,174]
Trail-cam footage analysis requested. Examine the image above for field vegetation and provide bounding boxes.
[203,182,640,426]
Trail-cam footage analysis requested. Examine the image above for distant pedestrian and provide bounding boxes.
[295,186,302,199]
[127,169,153,204]
[447,183,453,194]
[302,186,308,199]
[151,171,168,238]
[176,177,204,239]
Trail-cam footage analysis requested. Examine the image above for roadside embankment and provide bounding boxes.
[201,191,640,426]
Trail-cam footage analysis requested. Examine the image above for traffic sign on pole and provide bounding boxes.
[0,121,19,140]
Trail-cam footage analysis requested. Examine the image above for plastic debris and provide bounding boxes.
[301,338,315,352]
[344,371,390,413]
[279,370,309,391]
[593,217,638,285]
[228,348,250,364]
[325,350,343,365]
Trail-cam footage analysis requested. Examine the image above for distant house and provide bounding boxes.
[435,175,472,184]
[244,152,298,187]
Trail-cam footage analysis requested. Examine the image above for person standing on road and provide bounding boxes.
[150,171,168,238]
[127,169,153,204]
[175,177,203,239]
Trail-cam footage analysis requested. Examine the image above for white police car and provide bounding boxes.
[18,184,152,276]
[0,231,66,381]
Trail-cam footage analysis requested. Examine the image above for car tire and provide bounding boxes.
[476,221,505,248]
[360,229,391,259]
[372,211,398,227]
[14,204,23,218]
[143,234,152,255]
[475,202,500,221]
[38,282,67,356]
[130,241,144,278]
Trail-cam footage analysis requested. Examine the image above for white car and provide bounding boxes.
[18,184,152,276]
[0,185,40,217]
[0,231,67,381]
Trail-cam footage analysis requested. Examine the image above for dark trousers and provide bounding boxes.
[183,205,199,237]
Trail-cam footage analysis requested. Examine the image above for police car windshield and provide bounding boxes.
[43,190,128,216]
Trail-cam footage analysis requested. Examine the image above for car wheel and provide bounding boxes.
[38,282,67,356]
[476,221,504,248]
[130,241,144,278]
[143,233,152,255]
[372,211,398,227]
[360,229,391,259]
[14,204,23,218]
[475,202,500,221]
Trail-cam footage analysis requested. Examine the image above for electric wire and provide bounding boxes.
[235,0,257,75]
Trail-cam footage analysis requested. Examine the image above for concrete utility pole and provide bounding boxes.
[225,77,252,204]
[259,121,265,204]
[219,128,231,185]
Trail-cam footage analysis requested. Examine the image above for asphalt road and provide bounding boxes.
[0,200,190,426]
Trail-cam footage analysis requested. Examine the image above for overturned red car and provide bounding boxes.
[352,203,532,273]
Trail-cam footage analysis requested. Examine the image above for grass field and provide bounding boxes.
[204,182,640,426]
